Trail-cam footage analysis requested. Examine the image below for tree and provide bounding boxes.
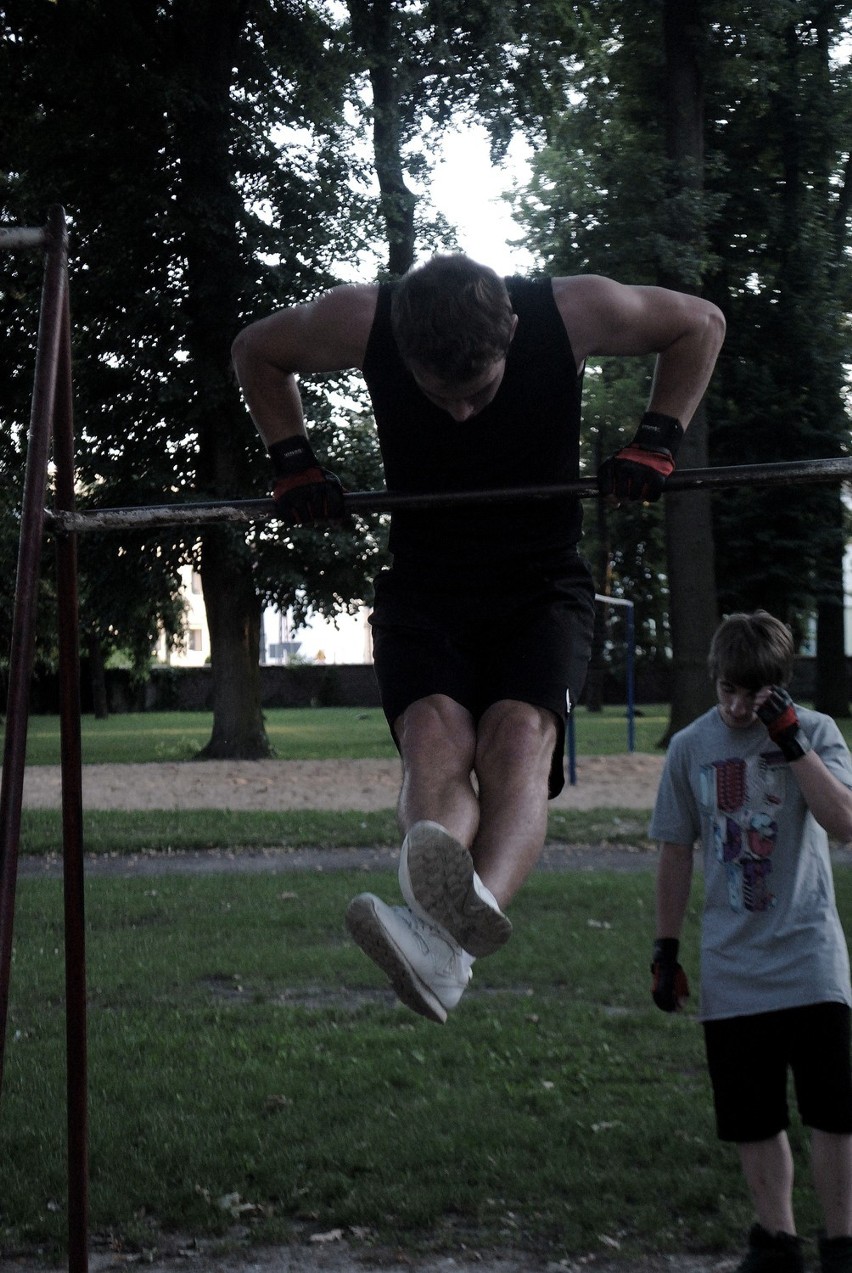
[513,3,721,733]
[514,1,852,727]
[705,3,852,713]
[1,0,384,752]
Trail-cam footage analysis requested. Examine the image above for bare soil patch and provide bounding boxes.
[18,754,665,813]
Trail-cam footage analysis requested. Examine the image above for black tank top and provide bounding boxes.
[362,276,584,575]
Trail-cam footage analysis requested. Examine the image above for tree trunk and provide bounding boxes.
[814,493,849,717]
[812,15,850,717]
[171,0,272,759]
[658,0,718,746]
[661,407,718,742]
[197,528,270,758]
[86,632,109,721]
[348,0,416,275]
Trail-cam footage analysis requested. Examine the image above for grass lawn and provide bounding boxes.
[6,866,844,1259]
[16,806,655,858]
[3,704,851,1260]
[14,705,673,766]
[14,704,852,767]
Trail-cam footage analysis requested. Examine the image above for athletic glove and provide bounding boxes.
[268,436,345,526]
[597,411,685,503]
[651,937,690,1013]
[756,686,812,762]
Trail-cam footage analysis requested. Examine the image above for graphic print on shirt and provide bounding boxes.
[698,754,787,914]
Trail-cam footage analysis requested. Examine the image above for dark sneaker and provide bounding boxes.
[399,820,512,958]
[345,893,471,1024]
[736,1225,804,1273]
[820,1235,852,1273]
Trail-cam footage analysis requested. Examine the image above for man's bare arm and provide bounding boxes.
[554,275,726,430]
[231,285,378,447]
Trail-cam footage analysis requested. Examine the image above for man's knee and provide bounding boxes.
[395,695,476,766]
[475,701,557,775]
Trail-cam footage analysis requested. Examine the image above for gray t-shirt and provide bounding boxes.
[650,705,852,1021]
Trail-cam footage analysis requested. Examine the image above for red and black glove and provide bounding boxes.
[651,937,690,1013]
[268,437,345,525]
[756,686,812,762]
[597,412,684,503]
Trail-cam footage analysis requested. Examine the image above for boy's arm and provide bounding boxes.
[778,751,852,844]
[756,688,852,844]
[651,841,694,1013]
[656,841,694,938]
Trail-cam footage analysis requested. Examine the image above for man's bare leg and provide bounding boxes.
[346,695,556,1017]
[396,695,555,951]
[395,694,480,843]
[469,699,556,907]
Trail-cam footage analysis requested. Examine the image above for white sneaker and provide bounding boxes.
[399,821,512,958]
[345,894,472,1024]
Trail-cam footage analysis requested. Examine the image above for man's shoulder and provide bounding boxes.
[301,283,379,367]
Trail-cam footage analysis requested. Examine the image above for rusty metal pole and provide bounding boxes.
[53,261,89,1273]
[0,208,68,1092]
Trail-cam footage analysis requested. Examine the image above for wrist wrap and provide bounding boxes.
[632,412,684,458]
[268,436,319,477]
[652,937,680,967]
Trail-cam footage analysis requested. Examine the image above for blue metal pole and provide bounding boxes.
[626,603,636,753]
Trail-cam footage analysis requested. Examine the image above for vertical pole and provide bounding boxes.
[53,268,89,1272]
[626,603,636,753]
[0,206,68,1088]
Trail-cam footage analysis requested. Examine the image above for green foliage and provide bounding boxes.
[0,0,385,685]
[702,5,852,628]
[513,2,852,663]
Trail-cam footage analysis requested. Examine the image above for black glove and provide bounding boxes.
[756,686,812,762]
[651,937,690,1013]
[268,437,345,526]
[597,412,684,503]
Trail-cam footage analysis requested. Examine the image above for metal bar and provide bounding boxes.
[45,455,852,534]
[0,224,49,252]
[53,276,90,1273]
[0,208,67,1091]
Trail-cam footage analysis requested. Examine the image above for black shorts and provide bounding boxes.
[703,1002,852,1143]
[368,555,595,798]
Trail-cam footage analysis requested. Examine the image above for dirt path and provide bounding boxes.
[17,753,665,812]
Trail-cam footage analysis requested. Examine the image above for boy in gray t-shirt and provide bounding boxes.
[650,611,852,1273]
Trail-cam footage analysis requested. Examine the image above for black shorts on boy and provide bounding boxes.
[703,1002,852,1143]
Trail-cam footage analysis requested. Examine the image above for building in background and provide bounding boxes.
[155,566,373,668]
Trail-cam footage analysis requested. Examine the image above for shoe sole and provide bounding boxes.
[345,895,447,1024]
[400,822,513,958]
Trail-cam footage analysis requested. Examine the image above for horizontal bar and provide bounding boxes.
[0,225,49,253]
[45,455,852,534]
